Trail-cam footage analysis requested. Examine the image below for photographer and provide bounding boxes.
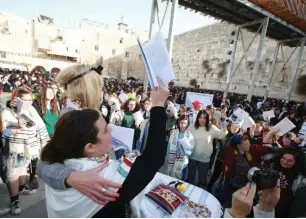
[224,180,280,218]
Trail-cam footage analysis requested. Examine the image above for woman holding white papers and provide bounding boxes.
[1,86,49,215]
[166,115,195,181]
[110,98,141,155]
[187,110,227,189]
[110,98,140,128]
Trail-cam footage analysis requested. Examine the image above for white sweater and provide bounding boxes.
[189,125,227,163]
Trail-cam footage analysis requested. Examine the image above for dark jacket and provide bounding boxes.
[93,106,167,218]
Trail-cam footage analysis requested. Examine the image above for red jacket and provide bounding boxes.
[222,144,270,178]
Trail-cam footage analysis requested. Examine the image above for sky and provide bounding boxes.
[0,0,218,36]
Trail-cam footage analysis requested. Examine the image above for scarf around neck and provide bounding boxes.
[166,129,192,179]
[45,151,144,218]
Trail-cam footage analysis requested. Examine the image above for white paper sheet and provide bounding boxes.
[133,111,144,125]
[137,38,157,87]
[228,108,248,126]
[109,124,134,152]
[118,92,129,104]
[137,32,175,88]
[16,98,24,115]
[19,113,36,128]
[273,117,296,136]
[242,116,255,130]
[262,110,275,119]
[185,92,214,109]
[174,103,180,111]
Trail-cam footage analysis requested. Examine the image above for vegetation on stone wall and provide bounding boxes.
[189,78,197,86]
[217,61,228,78]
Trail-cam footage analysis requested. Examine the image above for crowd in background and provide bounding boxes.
[0,65,306,218]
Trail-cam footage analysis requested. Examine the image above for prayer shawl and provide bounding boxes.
[2,106,49,159]
[46,152,144,218]
[166,129,194,179]
[110,110,125,126]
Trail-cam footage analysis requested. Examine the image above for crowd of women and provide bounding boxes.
[0,65,305,218]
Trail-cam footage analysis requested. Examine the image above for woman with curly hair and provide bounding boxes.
[34,86,60,137]
[263,147,306,217]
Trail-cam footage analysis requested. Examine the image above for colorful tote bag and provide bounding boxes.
[146,184,186,215]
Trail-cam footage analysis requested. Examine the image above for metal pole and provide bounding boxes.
[264,42,280,99]
[160,0,170,30]
[31,20,35,55]
[167,0,178,58]
[224,29,239,98]
[144,0,157,92]
[286,38,306,102]
[247,17,269,101]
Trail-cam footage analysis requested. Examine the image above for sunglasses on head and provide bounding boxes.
[64,65,103,89]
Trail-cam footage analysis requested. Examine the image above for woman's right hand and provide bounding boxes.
[151,81,169,108]
[66,163,122,205]
[10,98,17,108]
[18,119,27,130]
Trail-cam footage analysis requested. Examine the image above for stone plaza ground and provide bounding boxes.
[0,178,48,218]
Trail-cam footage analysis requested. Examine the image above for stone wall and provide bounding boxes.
[104,22,306,101]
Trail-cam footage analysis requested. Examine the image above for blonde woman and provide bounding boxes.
[36,65,121,206]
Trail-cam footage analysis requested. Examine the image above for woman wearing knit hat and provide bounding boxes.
[215,133,272,208]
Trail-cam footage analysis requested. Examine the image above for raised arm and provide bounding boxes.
[96,86,169,217]
[212,123,228,140]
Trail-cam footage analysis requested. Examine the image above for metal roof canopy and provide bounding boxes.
[163,0,306,47]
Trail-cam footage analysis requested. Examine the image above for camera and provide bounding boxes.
[247,167,280,190]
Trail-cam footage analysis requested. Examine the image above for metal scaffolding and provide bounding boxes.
[144,0,177,92]
[224,20,306,101]
[146,0,306,101]
[264,37,306,102]
[224,18,269,101]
